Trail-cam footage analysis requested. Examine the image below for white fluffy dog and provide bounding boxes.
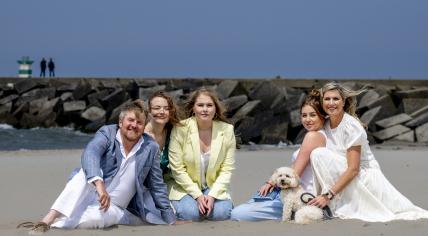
[270,166,323,224]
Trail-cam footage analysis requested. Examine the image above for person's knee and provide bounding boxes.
[210,201,232,221]
[230,204,254,221]
[176,205,201,221]
[310,147,328,162]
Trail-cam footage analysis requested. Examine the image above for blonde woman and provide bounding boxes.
[308,82,428,222]
[167,88,235,221]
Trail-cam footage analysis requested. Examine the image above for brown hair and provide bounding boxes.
[148,91,182,131]
[300,89,327,120]
[119,99,146,122]
[184,87,229,123]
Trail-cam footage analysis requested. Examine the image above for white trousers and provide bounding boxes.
[50,169,142,229]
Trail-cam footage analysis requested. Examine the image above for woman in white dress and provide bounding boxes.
[231,90,327,221]
[308,81,428,222]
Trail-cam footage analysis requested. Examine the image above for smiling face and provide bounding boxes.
[149,96,170,126]
[300,105,324,132]
[193,93,216,123]
[119,111,145,143]
[322,89,345,118]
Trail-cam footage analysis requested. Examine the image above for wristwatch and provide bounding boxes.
[322,190,335,200]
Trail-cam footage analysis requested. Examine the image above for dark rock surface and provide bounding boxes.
[1,77,427,145]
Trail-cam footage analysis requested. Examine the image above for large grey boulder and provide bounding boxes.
[60,92,73,102]
[101,88,129,112]
[358,90,380,109]
[135,79,159,88]
[405,112,428,128]
[260,121,289,144]
[400,98,428,114]
[0,105,18,126]
[289,109,301,128]
[222,95,248,114]
[87,90,110,105]
[372,125,411,141]
[391,130,415,142]
[410,105,428,118]
[81,106,106,122]
[0,94,19,105]
[235,111,276,143]
[14,79,38,94]
[22,87,56,100]
[216,80,247,100]
[20,112,57,128]
[0,102,12,114]
[63,101,86,112]
[138,85,166,100]
[166,89,184,102]
[415,123,428,142]
[360,106,382,132]
[106,99,132,124]
[375,113,412,129]
[232,100,262,122]
[73,80,93,100]
[100,80,121,89]
[28,97,48,114]
[57,82,78,92]
[366,94,398,120]
[395,88,428,98]
[248,81,281,109]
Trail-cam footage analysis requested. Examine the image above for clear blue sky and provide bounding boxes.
[1,0,428,79]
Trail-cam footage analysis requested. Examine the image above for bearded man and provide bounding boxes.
[25,100,175,233]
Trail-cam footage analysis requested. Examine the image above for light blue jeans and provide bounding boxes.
[171,188,233,221]
[231,189,283,221]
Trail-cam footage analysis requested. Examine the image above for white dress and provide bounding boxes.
[290,130,327,194]
[310,113,428,222]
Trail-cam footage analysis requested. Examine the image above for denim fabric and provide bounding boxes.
[231,189,283,221]
[171,188,233,221]
[80,125,176,224]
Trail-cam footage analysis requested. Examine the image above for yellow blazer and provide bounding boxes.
[167,117,236,200]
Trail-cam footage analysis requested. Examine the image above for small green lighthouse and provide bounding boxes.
[17,56,34,78]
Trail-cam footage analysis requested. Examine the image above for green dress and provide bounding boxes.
[159,131,171,174]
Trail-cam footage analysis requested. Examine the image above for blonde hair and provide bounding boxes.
[320,81,366,125]
[184,87,229,123]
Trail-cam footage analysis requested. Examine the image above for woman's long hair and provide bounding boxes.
[300,89,327,122]
[320,81,367,125]
[184,88,229,124]
[148,91,182,131]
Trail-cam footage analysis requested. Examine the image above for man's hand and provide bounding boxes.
[94,180,110,211]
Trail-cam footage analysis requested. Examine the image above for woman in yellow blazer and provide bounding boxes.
[168,88,236,221]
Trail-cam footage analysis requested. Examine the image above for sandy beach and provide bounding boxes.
[1,147,428,236]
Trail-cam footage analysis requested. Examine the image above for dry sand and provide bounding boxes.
[1,147,428,236]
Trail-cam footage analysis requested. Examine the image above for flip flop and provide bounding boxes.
[17,221,36,229]
[29,222,50,235]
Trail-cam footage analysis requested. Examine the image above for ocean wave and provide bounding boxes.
[0,124,15,130]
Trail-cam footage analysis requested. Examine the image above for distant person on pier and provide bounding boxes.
[40,58,46,77]
[48,58,55,77]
